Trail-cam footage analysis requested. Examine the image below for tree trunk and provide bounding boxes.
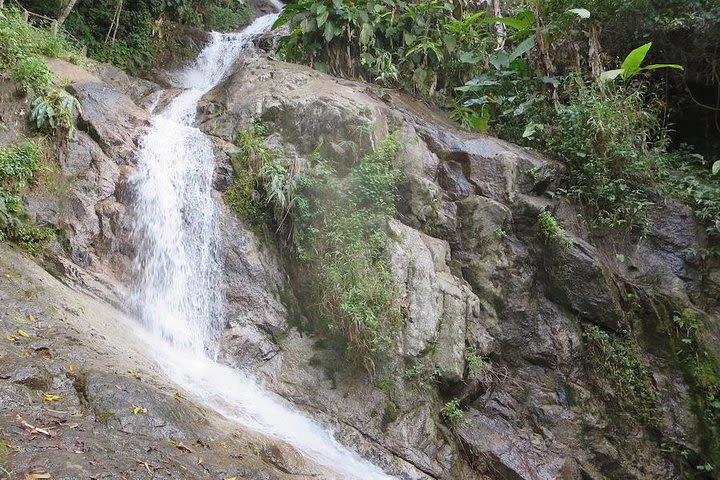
[57,0,79,26]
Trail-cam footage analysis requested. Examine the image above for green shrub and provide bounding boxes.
[14,223,54,255]
[30,88,83,139]
[0,8,81,68]
[441,398,465,426]
[290,137,403,368]
[584,325,658,425]
[0,141,41,186]
[464,347,490,379]
[0,9,83,139]
[0,140,52,254]
[663,151,720,239]
[10,54,54,93]
[534,83,665,230]
[204,2,250,32]
[64,4,158,74]
[537,210,573,249]
[225,121,286,232]
[227,124,403,369]
[275,0,493,96]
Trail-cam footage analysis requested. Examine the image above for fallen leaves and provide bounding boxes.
[25,467,51,479]
[6,329,32,342]
[132,405,147,415]
[16,415,53,437]
[169,440,193,453]
[42,394,63,402]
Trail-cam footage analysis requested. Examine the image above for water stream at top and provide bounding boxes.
[129,13,394,480]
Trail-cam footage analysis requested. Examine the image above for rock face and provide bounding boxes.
[199,56,720,479]
[0,244,337,480]
[3,36,719,480]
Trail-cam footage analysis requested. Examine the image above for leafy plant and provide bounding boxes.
[537,210,573,249]
[30,88,83,139]
[0,140,53,254]
[441,398,465,426]
[288,136,403,369]
[10,54,54,93]
[601,42,683,81]
[274,0,493,96]
[226,122,404,369]
[464,347,490,379]
[0,9,83,139]
[203,1,250,32]
[225,122,278,232]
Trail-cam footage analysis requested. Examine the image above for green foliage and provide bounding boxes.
[10,54,54,93]
[601,42,683,81]
[584,325,658,425]
[275,0,493,96]
[663,151,720,239]
[0,140,53,254]
[62,0,251,73]
[225,123,403,369]
[30,88,83,138]
[0,8,81,68]
[669,309,720,466]
[538,84,665,230]
[537,210,573,249]
[464,347,489,379]
[204,1,250,32]
[274,0,717,236]
[0,9,83,139]
[0,141,41,232]
[225,121,278,232]
[14,223,55,255]
[65,5,157,74]
[441,398,465,426]
[290,137,403,368]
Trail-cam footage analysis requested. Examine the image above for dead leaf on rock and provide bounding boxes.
[132,404,147,415]
[43,394,63,402]
[169,440,193,453]
[17,415,53,437]
[25,467,51,479]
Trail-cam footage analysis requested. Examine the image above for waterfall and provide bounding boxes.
[128,13,395,480]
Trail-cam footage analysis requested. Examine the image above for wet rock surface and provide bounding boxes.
[199,57,720,479]
[0,244,339,480]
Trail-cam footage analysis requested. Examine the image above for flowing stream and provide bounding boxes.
[129,13,394,480]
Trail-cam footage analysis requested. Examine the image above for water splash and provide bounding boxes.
[129,14,395,479]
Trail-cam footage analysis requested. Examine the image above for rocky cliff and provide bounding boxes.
[198,57,720,479]
[1,33,718,480]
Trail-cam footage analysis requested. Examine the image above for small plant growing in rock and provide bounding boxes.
[404,364,422,380]
[537,210,573,250]
[441,398,465,427]
[464,347,490,379]
[584,325,658,426]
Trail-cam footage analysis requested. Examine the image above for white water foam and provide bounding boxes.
[129,13,395,480]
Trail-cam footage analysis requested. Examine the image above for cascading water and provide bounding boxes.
[129,13,395,480]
